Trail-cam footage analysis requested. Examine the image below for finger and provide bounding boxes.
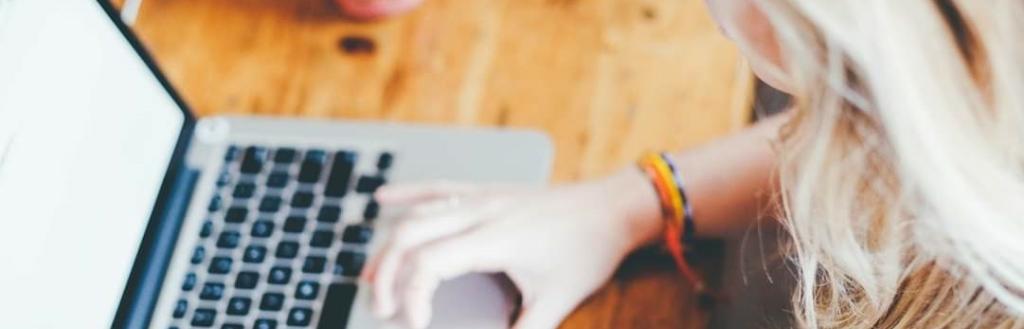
[512,293,580,329]
[375,181,478,206]
[369,204,492,318]
[400,231,502,329]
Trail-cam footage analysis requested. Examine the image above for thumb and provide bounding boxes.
[512,293,581,329]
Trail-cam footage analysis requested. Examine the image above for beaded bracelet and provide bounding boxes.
[637,152,706,294]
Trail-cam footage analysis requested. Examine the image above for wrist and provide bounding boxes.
[602,167,666,250]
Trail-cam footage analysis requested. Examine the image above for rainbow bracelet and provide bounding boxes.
[637,152,705,293]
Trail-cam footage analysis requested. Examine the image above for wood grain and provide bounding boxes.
[122,0,753,327]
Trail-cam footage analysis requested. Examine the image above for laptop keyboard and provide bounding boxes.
[168,145,393,329]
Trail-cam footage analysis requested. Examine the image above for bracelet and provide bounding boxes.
[637,152,706,294]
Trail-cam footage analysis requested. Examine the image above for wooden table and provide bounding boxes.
[113,0,753,327]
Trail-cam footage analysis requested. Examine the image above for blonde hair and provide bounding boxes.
[727,0,1024,327]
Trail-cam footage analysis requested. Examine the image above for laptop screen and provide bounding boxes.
[0,1,186,327]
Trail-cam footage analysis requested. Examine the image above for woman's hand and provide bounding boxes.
[363,169,663,329]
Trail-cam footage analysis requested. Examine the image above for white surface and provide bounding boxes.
[0,1,185,328]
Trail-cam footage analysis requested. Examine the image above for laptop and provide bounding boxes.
[0,1,552,328]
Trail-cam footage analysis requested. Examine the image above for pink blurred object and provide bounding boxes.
[336,0,425,19]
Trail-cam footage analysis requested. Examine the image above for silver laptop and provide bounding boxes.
[0,1,552,328]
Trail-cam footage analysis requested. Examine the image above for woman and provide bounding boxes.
[361,0,1024,328]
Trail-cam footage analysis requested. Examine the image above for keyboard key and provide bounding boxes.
[217,231,241,249]
[283,216,307,233]
[335,251,366,277]
[240,146,268,174]
[298,154,325,183]
[191,308,217,327]
[254,318,278,329]
[222,323,244,329]
[243,245,267,263]
[355,175,386,194]
[199,220,213,238]
[287,307,313,326]
[267,171,289,188]
[173,299,187,318]
[317,205,341,223]
[259,195,282,213]
[232,182,256,199]
[268,266,292,284]
[309,230,334,248]
[295,281,320,300]
[274,148,298,164]
[302,256,327,274]
[190,246,205,264]
[341,226,373,244]
[377,152,394,170]
[259,293,285,311]
[208,257,232,274]
[276,241,300,259]
[324,151,356,197]
[316,283,357,329]
[224,145,240,162]
[226,297,252,316]
[208,195,223,212]
[363,200,380,220]
[224,207,249,223]
[251,220,274,238]
[182,272,197,291]
[291,191,315,209]
[236,271,259,289]
[199,283,225,301]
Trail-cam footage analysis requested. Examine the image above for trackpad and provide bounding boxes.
[348,274,516,329]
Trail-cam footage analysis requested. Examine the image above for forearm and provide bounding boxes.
[613,113,787,247]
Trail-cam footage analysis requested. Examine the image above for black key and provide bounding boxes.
[302,256,327,274]
[355,175,386,194]
[268,266,292,284]
[182,272,197,291]
[224,145,240,162]
[243,245,267,263]
[208,257,232,274]
[222,323,244,329]
[199,221,213,238]
[240,146,268,174]
[267,171,289,188]
[324,151,356,197]
[235,271,259,289]
[208,195,223,212]
[295,281,320,300]
[363,200,380,220]
[341,226,373,244]
[317,205,341,223]
[224,207,248,223]
[216,170,232,187]
[377,152,394,170]
[291,191,315,209]
[191,308,217,327]
[217,231,241,249]
[199,283,225,300]
[276,241,300,259]
[305,149,327,162]
[298,152,325,183]
[335,251,366,277]
[226,297,252,316]
[316,283,358,329]
[232,182,256,199]
[251,220,274,238]
[287,307,313,327]
[254,319,278,329]
[309,230,334,248]
[283,216,307,233]
[259,293,285,311]
[274,148,297,164]
[190,246,205,264]
[259,195,282,213]
[173,299,187,318]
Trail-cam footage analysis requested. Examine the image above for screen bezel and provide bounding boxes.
[92,1,199,328]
